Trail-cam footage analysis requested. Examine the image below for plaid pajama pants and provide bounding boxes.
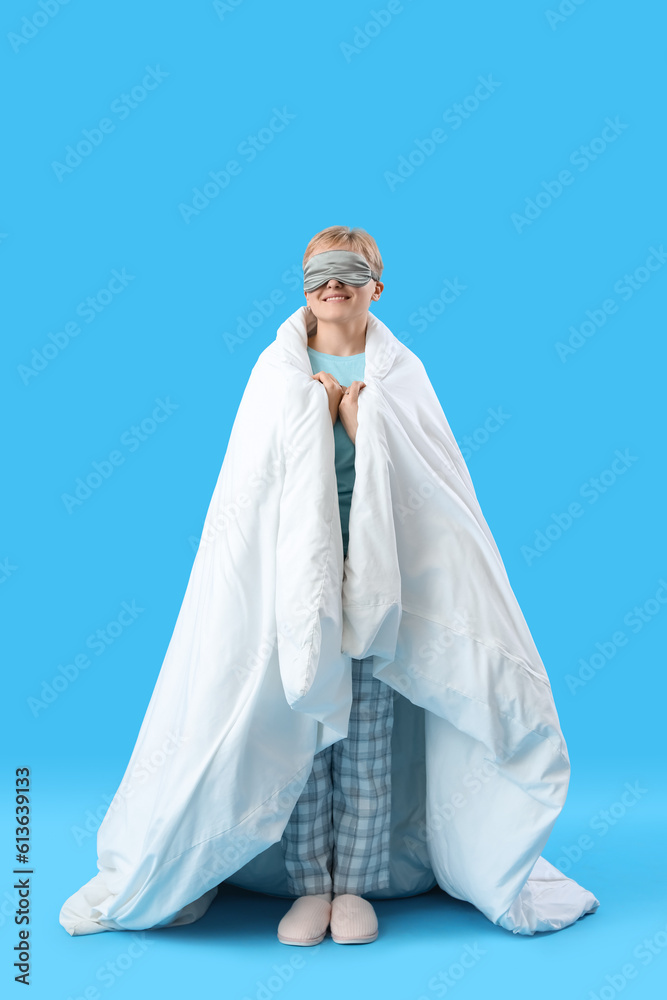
[280,654,394,896]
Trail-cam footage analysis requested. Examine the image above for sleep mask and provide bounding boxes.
[303,249,381,292]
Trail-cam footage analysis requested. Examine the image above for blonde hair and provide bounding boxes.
[302,226,384,280]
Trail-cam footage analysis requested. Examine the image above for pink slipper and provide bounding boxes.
[277,895,332,946]
[330,894,378,944]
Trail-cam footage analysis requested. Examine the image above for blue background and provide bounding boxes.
[2,0,666,997]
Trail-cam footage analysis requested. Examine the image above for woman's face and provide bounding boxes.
[304,249,383,322]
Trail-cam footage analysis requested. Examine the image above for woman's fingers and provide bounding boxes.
[311,371,345,425]
[310,374,366,430]
[312,371,343,390]
[340,380,366,402]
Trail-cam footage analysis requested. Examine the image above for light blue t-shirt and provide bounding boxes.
[307,346,366,557]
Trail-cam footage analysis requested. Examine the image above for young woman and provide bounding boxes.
[59,226,598,945]
[277,226,391,945]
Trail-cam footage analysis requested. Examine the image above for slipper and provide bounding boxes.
[330,893,378,944]
[277,895,332,946]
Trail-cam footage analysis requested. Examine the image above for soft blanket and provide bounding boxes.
[59,305,599,936]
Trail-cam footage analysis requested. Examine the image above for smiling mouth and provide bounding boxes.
[323,295,349,302]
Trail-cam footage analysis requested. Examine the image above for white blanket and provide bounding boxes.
[59,305,599,936]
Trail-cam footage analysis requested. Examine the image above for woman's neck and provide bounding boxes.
[307,314,367,356]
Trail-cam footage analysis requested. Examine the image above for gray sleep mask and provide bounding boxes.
[303,249,381,292]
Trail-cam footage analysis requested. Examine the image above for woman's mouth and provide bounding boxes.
[323,295,349,302]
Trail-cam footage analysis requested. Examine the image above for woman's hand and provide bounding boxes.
[337,381,366,444]
[311,371,345,427]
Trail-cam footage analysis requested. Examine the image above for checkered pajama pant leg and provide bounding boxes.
[280,655,394,896]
